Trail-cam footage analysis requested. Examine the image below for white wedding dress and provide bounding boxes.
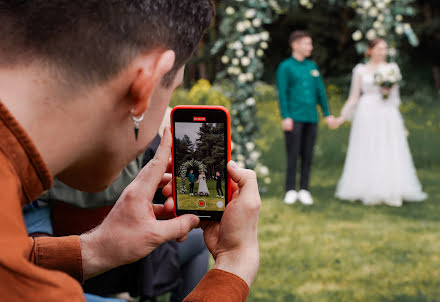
[197,175,210,196]
[335,63,427,206]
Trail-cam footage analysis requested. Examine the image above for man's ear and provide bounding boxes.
[129,50,176,116]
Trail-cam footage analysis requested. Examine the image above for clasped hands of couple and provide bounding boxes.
[80,128,261,288]
[282,115,346,131]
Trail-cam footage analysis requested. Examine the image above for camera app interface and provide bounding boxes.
[174,122,226,211]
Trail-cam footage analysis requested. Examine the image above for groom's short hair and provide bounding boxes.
[289,30,311,47]
[0,0,214,87]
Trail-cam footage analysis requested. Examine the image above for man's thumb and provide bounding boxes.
[158,215,200,242]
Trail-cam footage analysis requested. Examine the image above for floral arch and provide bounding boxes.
[179,159,207,194]
[213,0,418,173]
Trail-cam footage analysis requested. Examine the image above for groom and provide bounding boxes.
[276,30,336,205]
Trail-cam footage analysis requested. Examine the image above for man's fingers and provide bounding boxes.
[176,234,188,242]
[162,180,173,197]
[153,198,175,219]
[227,161,258,196]
[158,173,172,188]
[129,128,172,200]
[157,215,199,242]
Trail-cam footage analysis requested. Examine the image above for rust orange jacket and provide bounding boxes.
[0,101,248,301]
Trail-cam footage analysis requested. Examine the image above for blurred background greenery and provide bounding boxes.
[165,1,440,301]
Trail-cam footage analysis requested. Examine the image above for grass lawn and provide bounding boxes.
[176,178,226,211]
[159,83,440,301]
[251,168,440,302]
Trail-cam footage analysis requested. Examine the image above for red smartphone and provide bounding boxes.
[171,105,231,221]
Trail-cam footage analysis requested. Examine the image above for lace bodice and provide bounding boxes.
[341,63,401,120]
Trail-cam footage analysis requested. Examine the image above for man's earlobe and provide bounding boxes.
[130,69,155,116]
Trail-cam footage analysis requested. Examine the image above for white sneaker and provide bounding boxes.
[298,190,314,205]
[283,190,297,205]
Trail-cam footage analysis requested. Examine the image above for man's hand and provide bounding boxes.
[325,115,338,129]
[201,161,261,287]
[282,118,294,132]
[80,128,199,279]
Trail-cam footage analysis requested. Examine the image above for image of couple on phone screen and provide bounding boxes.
[174,122,226,212]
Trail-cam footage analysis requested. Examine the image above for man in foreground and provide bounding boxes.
[0,1,260,301]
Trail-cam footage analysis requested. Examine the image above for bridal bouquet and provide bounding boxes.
[374,64,402,99]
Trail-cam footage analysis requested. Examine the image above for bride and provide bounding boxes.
[196,170,210,196]
[335,38,427,207]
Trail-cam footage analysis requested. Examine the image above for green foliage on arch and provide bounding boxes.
[179,159,207,194]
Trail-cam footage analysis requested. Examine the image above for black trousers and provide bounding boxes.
[284,122,318,192]
[189,183,194,194]
[216,185,223,196]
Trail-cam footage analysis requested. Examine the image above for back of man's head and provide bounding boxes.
[0,0,213,88]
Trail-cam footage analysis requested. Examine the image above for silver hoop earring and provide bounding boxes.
[131,112,144,141]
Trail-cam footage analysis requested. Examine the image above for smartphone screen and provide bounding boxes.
[171,107,230,221]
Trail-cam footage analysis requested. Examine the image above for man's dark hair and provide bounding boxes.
[289,30,311,47]
[0,0,214,87]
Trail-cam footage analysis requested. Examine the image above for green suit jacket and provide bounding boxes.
[276,57,330,123]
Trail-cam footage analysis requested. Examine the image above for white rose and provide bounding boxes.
[368,7,379,17]
[352,30,363,41]
[260,41,268,49]
[299,0,309,6]
[241,57,251,67]
[404,23,411,30]
[362,0,372,9]
[244,20,252,29]
[236,22,245,32]
[252,18,262,27]
[245,9,256,19]
[232,58,239,66]
[257,49,264,57]
[395,24,404,35]
[246,142,255,151]
[221,56,229,64]
[264,177,271,184]
[395,14,403,22]
[236,49,244,57]
[250,151,260,161]
[238,74,247,83]
[366,29,377,40]
[356,8,366,15]
[243,35,254,45]
[227,67,235,75]
[245,97,256,106]
[260,166,269,176]
[237,154,245,162]
[248,48,255,58]
[247,73,254,81]
[233,41,243,49]
[373,21,382,29]
[226,6,235,15]
[260,31,270,41]
[378,14,385,21]
[378,28,386,36]
[376,2,386,10]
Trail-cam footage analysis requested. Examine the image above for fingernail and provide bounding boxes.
[192,216,200,226]
[229,160,238,169]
